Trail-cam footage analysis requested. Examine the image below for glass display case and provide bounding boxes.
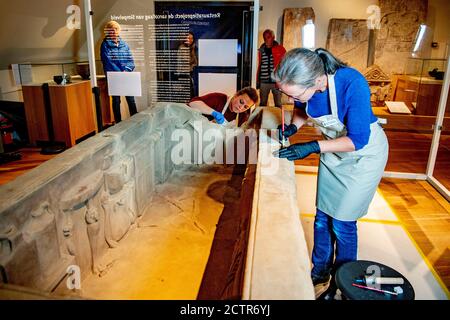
[393,57,448,116]
[16,60,104,85]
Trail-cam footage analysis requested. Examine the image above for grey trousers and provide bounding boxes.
[259,82,282,107]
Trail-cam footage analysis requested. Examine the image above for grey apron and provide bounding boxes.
[306,74,389,221]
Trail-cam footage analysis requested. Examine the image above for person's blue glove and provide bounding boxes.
[273,141,321,160]
[278,123,298,141]
[212,111,225,124]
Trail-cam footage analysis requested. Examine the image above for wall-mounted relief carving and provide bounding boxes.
[326,19,370,72]
[375,0,428,75]
[61,171,106,276]
[282,8,315,52]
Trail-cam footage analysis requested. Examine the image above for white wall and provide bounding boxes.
[0,0,87,69]
[427,0,450,58]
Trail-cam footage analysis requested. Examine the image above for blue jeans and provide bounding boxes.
[311,209,358,279]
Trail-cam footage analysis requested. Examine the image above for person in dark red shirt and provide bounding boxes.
[188,87,258,126]
[257,29,286,107]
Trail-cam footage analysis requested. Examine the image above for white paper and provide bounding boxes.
[198,39,238,67]
[107,71,142,97]
[198,73,237,97]
[385,101,411,114]
[12,64,33,85]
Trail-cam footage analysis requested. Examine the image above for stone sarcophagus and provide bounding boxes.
[0,103,314,300]
[0,103,207,292]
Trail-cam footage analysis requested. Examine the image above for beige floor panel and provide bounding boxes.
[300,216,448,300]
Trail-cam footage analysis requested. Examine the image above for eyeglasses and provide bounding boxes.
[276,87,309,102]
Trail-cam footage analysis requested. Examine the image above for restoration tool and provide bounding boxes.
[280,106,288,147]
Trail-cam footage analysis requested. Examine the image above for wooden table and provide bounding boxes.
[391,75,449,116]
[372,106,450,134]
[22,80,96,147]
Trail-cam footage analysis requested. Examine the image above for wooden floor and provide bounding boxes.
[291,126,450,189]
[0,148,55,185]
[0,133,449,291]
[378,178,450,291]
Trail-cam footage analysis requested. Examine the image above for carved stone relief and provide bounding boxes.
[1,203,73,290]
[61,171,106,276]
[282,8,315,52]
[363,64,392,105]
[374,0,428,75]
[103,157,138,245]
[326,19,370,72]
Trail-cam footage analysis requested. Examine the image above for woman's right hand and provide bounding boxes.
[278,123,298,141]
[212,111,225,124]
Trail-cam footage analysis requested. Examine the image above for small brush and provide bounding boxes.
[281,106,288,147]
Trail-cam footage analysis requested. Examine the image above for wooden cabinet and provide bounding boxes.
[97,76,114,126]
[23,80,97,147]
[393,75,449,116]
[392,75,419,110]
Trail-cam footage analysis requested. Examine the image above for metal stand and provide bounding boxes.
[39,83,66,155]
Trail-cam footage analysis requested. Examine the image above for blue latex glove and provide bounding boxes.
[212,111,225,124]
[273,141,321,160]
[278,123,298,141]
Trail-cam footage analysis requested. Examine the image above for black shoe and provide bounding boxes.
[317,284,338,300]
[312,274,331,286]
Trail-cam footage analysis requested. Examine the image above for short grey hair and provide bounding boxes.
[273,48,347,87]
[263,29,275,38]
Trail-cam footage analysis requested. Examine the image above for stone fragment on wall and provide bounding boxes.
[375,0,428,75]
[282,8,315,52]
[326,19,370,72]
[363,64,392,105]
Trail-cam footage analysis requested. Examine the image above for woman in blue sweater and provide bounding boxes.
[100,21,137,123]
[273,48,389,299]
